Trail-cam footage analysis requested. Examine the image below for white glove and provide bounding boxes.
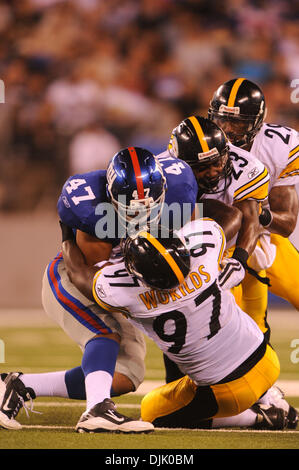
[247,234,276,271]
[218,257,245,291]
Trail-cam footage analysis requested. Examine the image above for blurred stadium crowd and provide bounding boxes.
[0,0,298,211]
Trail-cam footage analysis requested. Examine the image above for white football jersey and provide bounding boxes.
[92,218,263,386]
[200,142,269,206]
[251,123,299,190]
[198,143,269,248]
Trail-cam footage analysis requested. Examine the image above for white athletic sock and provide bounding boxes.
[20,371,69,398]
[211,408,257,428]
[85,370,113,410]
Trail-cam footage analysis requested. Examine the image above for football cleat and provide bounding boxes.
[76,398,154,434]
[287,405,299,429]
[263,385,298,429]
[0,372,36,430]
[251,404,288,430]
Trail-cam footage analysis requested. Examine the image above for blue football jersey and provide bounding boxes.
[156,151,198,230]
[57,153,198,244]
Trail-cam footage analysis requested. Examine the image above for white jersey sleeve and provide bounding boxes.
[201,143,269,206]
[92,218,263,386]
[251,123,299,189]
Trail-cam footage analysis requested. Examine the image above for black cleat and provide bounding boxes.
[287,405,298,429]
[0,372,36,430]
[251,404,288,430]
[264,385,298,429]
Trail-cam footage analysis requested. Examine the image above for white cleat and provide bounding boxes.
[76,398,154,434]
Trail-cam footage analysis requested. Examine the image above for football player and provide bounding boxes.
[163,115,298,429]
[57,218,290,430]
[0,146,241,432]
[208,77,299,331]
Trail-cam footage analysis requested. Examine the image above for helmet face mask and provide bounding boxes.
[192,153,233,193]
[208,78,266,149]
[106,147,167,230]
[124,228,191,291]
[169,116,232,194]
[208,111,259,148]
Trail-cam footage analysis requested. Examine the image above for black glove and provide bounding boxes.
[59,220,75,242]
[259,208,273,227]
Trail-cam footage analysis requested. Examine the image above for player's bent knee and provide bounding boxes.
[112,372,135,396]
[141,376,197,423]
[91,332,121,344]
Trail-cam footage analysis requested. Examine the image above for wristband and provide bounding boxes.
[232,246,249,267]
[59,220,75,242]
[259,208,273,227]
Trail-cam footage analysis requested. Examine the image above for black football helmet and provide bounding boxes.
[208,78,266,148]
[124,227,190,291]
[168,116,232,193]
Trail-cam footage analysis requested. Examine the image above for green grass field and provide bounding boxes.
[0,307,298,452]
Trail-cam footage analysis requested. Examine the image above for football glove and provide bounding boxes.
[218,257,245,291]
[248,233,276,271]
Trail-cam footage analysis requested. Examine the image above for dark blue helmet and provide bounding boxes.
[106,147,167,226]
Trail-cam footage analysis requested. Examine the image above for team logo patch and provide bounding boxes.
[62,196,70,208]
[96,284,106,298]
[197,147,219,161]
[248,167,259,179]
[219,104,240,115]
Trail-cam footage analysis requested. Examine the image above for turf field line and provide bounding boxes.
[32,403,299,416]
[34,402,140,409]
[20,425,299,433]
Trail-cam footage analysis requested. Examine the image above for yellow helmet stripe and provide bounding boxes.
[139,231,185,285]
[188,116,210,153]
[227,78,245,107]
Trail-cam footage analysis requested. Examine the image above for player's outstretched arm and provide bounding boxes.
[233,199,260,256]
[200,198,242,242]
[76,230,113,266]
[262,186,299,237]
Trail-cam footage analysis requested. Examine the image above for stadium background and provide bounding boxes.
[0,0,298,309]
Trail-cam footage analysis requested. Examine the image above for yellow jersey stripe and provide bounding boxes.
[139,231,185,285]
[92,271,129,316]
[234,167,269,198]
[289,145,299,159]
[235,178,269,202]
[217,224,226,265]
[227,78,245,107]
[188,116,210,153]
[279,155,299,179]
